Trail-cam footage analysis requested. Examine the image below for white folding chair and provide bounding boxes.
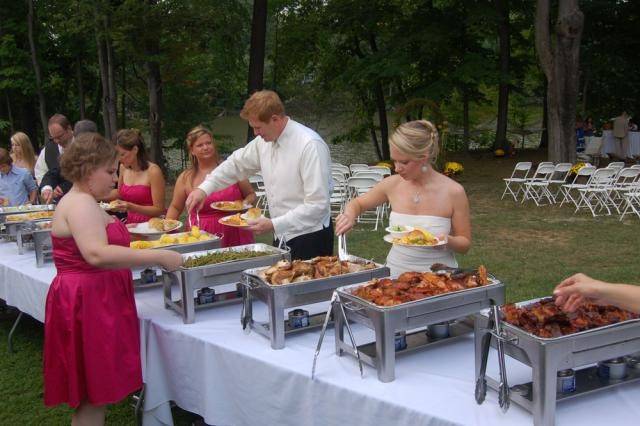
[352,170,384,181]
[546,163,572,203]
[346,176,383,230]
[609,168,640,213]
[521,164,557,206]
[330,177,347,215]
[349,163,369,174]
[501,161,532,201]
[620,182,640,221]
[558,166,597,208]
[368,166,391,176]
[249,174,268,213]
[332,164,350,177]
[575,168,617,216]
[578,137,602,167]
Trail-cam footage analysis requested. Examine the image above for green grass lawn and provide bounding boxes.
[1,150,638,424]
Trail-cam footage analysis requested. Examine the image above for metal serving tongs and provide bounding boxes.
[188,209,200,230]
[492,305,510,412]
[311,291,364,380]
[475,307,496,405]
[337,233,349,261]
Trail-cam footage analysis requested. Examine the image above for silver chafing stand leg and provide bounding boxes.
[268,293,286,350]
[531,348,561,426]
[336,295,364,378]
[334,299,346,356]
[180,273,195,324]
[373,314,395,382]
[241,275,254,331]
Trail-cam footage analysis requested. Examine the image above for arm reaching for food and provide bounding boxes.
[554,273,640,314]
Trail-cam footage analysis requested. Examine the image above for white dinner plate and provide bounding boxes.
[383,234,447,248]
[210,201,252,212]
[127,220,182,235]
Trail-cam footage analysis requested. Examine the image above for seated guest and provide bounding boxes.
[335,120,471,277]
[110,129,165,223]
[554,273,640,314]
[10,131,37,175]
[0,148,38,206]
[36,114,74,202]
[166,125,256,247]
[43,132,181,424]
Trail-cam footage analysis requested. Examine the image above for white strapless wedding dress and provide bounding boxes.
[386,211,458,278]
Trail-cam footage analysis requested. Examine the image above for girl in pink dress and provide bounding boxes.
[109,129,166,223]
[43,133,182,424]
[166,125,256,247]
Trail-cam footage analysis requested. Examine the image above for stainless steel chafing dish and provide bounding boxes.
[3,217,53,243]
[474,297,640,426]
[240,256,389,350]
[162,243,290,324]
[14,220,52,257]
[332,274,504,382]
[0,204,55,221]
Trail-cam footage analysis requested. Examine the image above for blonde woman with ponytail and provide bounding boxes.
[166,125,256,247]
[335,120,471,277]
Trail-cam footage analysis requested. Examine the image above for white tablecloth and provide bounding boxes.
[1,241,640,426]
[600,130,640,157]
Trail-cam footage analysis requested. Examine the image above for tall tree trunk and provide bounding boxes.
[462,88,470,151]
[94,3,117,140]
[75,56,86,119]
[540,78,548,149]
[535,0,584,163]
[494,0,510,151]
[26,0,48,141]
[246,0,267,143]
[368,34,389,160]
[4,92,14,133]
[121,63,126,128]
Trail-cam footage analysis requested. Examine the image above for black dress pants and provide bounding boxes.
[274,220,334,260]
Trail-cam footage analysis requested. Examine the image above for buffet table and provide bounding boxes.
[1,241,640,426]
[601,130,640,157]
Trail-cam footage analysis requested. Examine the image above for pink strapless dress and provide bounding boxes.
[119,183,154,224]
[189,184,254,248]
[43,220,141,408]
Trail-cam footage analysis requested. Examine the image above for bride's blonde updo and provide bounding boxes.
[389,120,439,164]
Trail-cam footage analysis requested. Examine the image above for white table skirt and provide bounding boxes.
[2,241,640,426]
[600,130,640,157]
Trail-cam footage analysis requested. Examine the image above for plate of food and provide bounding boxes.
[99,200,120,211]
[383,228,447,248]
[210,200,252,212]
[384,225,415,239]
[128,218,182,235]
[240,207,263,221]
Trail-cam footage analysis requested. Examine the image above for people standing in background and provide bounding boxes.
[575,116,585,152]
[166,125,255,248]
[612,111,630,160]
[0,148,38,206]
[110,129,166,223]
[584,117,595,137]
[36,114,74,203]
[9,132,37,175]
[185,90,333,260]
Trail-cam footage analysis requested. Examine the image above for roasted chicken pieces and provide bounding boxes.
[260,256,376,285]
[352,265,489,307]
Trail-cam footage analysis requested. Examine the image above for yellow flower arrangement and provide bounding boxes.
[444,161,464,177]
[570,162,587,175]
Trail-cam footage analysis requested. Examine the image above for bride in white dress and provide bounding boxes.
[335,120,471,278]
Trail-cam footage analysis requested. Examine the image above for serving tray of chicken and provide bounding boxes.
[240,256,389,350]
[331,265,504,382]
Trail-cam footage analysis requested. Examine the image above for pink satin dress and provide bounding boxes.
[189,183,254,248]
[43,220,142,408]
[119,183,154,224]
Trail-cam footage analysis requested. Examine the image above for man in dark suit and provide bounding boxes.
[37,114,74,203]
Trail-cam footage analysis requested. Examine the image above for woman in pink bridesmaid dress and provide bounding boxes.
[110,129,166,223]
[166,125,256,247]
[43,133,182,424]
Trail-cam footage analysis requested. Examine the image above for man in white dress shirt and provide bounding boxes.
[185,90,333,260]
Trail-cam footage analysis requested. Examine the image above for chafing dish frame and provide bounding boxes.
[14,220,52,255]
[162,243,290,324]
[240,256,389,350]
[335,275,505,382]
[474,297,640,426]
[0,204,55,222]
[3,218,52,244]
